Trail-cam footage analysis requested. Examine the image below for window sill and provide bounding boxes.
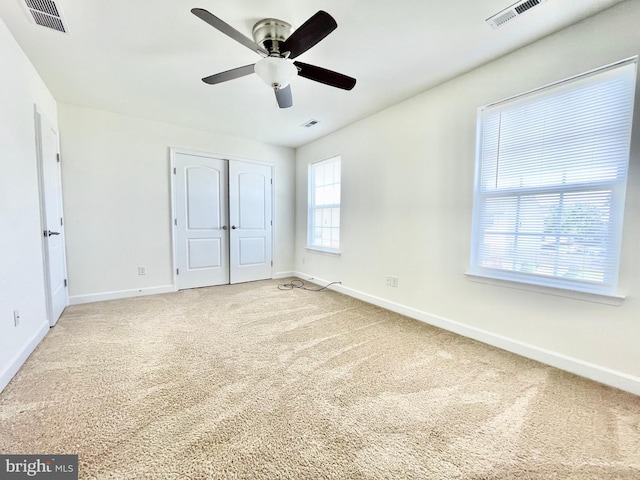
[306,246,341,257]
[464,272,625,306]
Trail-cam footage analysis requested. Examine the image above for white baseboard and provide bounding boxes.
[69,276,300,305]
[0,320,49,393]
[273,271,297,280]
[294,272,640,396]
[69,285,175,305]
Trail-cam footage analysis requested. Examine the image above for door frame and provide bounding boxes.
[34,105,69,326]
[169,147,275,290]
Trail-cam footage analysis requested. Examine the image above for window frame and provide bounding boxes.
[307,155,342,255]
[469,58,637,297]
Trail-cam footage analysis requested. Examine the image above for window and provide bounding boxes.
[470,58,637,296]
[308,156,341,253]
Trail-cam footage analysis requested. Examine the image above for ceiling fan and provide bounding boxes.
[191,8,356,108]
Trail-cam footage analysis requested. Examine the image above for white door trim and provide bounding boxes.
[169,148,275,290]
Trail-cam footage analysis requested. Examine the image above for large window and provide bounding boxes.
[470,58,637,296]
[308,156,341,253]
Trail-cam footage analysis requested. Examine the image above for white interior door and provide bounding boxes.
[172,151,273,289]
[174,153,229,290]
[36,109,68,326]
[229,161,273,284]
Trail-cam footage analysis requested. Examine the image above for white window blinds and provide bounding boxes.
[470,58,637,295]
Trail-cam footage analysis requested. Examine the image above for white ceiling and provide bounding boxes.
[0,0,627,148]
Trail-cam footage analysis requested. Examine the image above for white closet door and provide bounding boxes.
[174,153,229,290]
[229,161,273,284]
[173,152,273,289]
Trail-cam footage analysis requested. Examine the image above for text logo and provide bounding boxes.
[0,455,78,479]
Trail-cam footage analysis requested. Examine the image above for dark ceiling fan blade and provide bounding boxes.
[294,62,356,90]
[281,11,337,59]
[202,64,256,85]
[275,85,293,108]
[191,8,268,56]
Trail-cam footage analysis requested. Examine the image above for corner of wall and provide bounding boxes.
[0,320,49,393]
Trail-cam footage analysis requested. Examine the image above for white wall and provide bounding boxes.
[58,104,296,302]
[295,2,640,394]
[0,18,58,391]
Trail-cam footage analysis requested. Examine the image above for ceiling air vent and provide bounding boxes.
[486,0,546,30]
[23,0,68,33]
[302,119,320,128]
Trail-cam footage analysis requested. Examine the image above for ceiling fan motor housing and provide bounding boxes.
[252,18,292,55]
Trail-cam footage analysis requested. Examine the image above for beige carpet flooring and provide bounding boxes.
[1,279,639,479]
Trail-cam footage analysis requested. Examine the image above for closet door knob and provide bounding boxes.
[231,225,238,229]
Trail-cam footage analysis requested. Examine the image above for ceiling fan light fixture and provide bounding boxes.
[254,57,297,89]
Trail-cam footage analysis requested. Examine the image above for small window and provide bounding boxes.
[308,156,341,253]
[469,58,637,296]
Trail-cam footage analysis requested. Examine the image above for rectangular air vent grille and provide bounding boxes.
[515,0,541,15]
[26,0,60,17]
[302,119,320,128]
[493,10,517,28]
[23,0,68,33]
[486,0,546,30]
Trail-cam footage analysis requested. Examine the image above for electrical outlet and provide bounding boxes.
[385,276,392,286]
[138,266,146,275]
[391,276,399,288]
[13,310,20,327]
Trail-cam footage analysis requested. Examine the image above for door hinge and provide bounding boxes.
[174,218,177,226]
[173,167,176,174]
[270,178,273,185]
[60,217,63,226]
[64,279,67,287]
[270,220,273,226]
[56,153,60,163]
[271,261,273,266]
[176,268,179,275]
